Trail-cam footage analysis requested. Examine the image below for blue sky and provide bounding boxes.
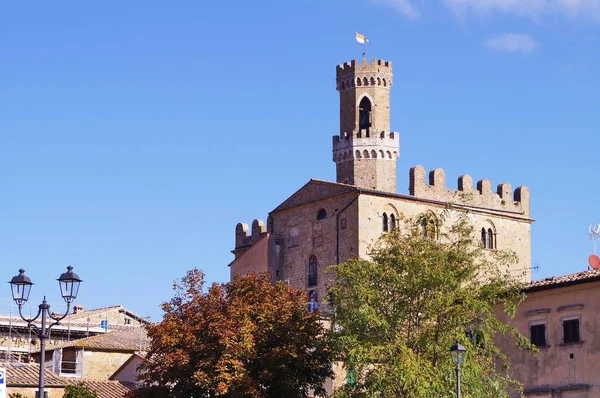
[1,1,599,320]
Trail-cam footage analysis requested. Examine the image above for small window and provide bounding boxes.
[530,324,546,347]
[382,213,389,232]
[390,214,396,231]
[308,256,318,287]
[481,228,487,248]
[308,290,319,313]
[317,209,327,220]
[563,319,580,344]
[124,318,132,325]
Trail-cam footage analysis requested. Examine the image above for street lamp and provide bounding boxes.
[8,266,82,398]
[449,341,466,398]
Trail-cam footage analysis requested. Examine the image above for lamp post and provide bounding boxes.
[449,341,466,398]
[8,266,82,398]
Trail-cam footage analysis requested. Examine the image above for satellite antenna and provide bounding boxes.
[588,224,600,270]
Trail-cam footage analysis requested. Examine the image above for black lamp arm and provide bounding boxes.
[17,304,42,327]
[47,302,72,330]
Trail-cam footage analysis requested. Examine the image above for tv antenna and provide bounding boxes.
[588,224,600,270]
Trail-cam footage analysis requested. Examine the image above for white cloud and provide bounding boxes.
[443,0,600,19]
[370,0,421,19]
[485,33,539,53]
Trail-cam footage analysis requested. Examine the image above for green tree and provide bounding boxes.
[329,210,534,398]
[131,270,334,398]
[63,382,98,398]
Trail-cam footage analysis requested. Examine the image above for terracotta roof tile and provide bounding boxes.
[79,380,136,398]
[46,328,150,352]
[527,269,600,291]
[2,362,136,397]
[53,305,151,325]
[4,362,65,386]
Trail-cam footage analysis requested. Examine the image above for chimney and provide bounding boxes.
[73,305,84,314]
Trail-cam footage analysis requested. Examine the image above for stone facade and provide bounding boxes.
[229,56,534,311]
[79,350,134,380]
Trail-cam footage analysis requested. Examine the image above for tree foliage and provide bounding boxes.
[63,382,99,398]
[132,270,334,398]
[329,210,533,398]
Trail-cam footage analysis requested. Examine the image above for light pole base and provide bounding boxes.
[35,392,48,398]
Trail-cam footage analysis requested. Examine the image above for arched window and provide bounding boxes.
[308,256,318,286]
[308,290,319,313]
[382,213,389,232]
[481,224,496,250]
[317,209,327,220]
[390,214,396,231]
[358,97,372,133]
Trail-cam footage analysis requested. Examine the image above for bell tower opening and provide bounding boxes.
[358,97,372,134]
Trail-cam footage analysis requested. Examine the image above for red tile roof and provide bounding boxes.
[79,380,136,398]
[527,269,600,291]
[44,327,150,352]
[3,362,136,397]
[4,362,65,386]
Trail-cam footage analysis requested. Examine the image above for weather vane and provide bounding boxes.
[355,32,370,58]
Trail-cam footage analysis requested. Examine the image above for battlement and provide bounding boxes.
[336,58,393,92]
[336,58,392,77]
[409,165,530,217]
[332,131,399,163]
[235,219,267,251]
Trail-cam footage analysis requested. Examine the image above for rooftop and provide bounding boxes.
[2,362,136,398]
[527,269,600,292]
[41,327,150,352]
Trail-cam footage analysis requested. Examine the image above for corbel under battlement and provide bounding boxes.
[409,165,530,217]
[332,131,399,163]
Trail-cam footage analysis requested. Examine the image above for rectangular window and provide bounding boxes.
[530,324,546,347]
[124,318,132,325]
[563,319,580,344]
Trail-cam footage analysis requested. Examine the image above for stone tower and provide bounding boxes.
[332,58,399,192]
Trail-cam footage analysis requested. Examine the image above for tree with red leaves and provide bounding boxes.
[129,270,334,398]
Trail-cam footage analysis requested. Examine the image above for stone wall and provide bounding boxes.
[357,193,532,282]
[497,280,600,397]
[229,234,269,280]
[410,165,531,218]
[7,386,64,398]
[270,192,360,310]
[82,350,133,380]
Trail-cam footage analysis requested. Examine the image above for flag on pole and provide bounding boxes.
[355,32,370,44]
